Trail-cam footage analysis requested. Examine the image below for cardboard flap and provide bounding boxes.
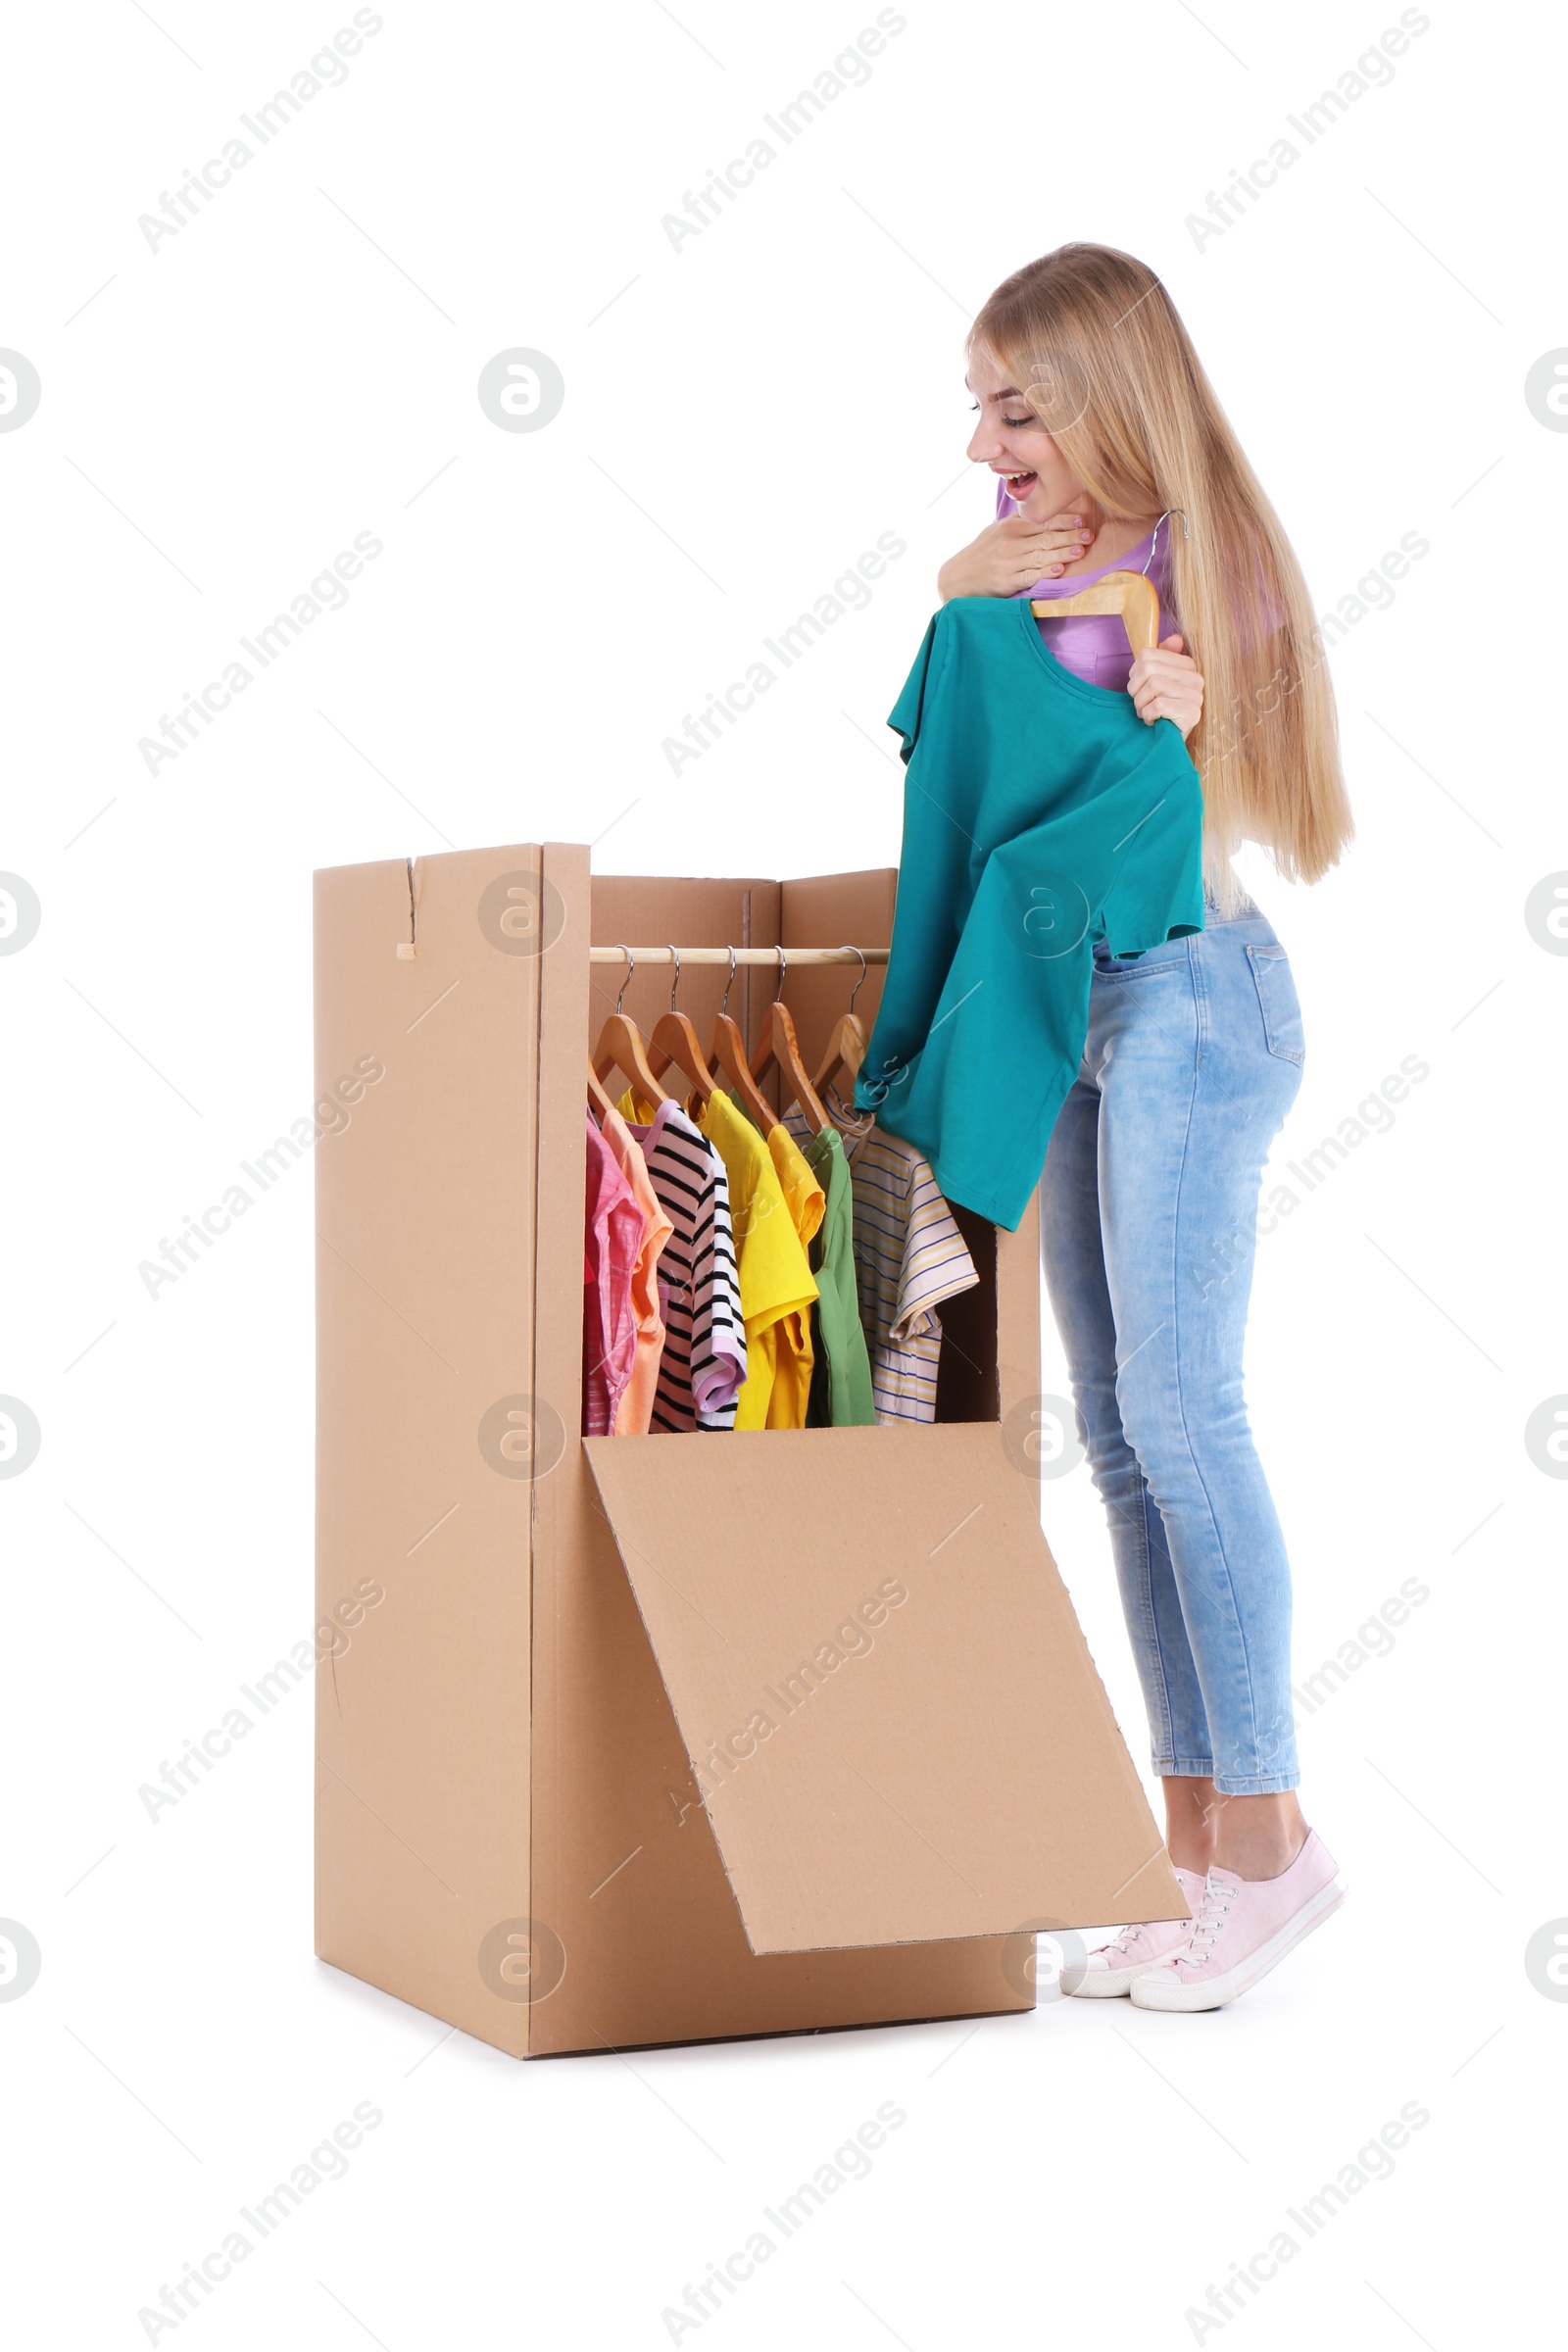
[582,1424,1180,1954]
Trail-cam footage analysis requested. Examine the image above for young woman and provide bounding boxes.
[939,243,1353,2011]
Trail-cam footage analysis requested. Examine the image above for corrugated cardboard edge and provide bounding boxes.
[314,847,540,2058]
[527,843,589,2054]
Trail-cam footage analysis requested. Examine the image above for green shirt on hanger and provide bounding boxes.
[855,595,1206,1231]
[794,1120,877,1429]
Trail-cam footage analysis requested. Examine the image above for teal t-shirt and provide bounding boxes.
[855,596,1205,1230]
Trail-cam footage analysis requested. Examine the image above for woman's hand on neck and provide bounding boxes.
[1005,466,1159,574]
[1060,505,1162,578]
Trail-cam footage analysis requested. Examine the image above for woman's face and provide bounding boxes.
[964,342,1089,524]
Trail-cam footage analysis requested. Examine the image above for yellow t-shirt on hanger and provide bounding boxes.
[762,1118,825,1428]
[767,1121,826,1257]
[698,1089,819,1430]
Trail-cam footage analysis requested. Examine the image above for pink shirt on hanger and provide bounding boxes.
[583,1113,645,1437]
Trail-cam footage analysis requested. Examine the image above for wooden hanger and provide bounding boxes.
[586,1057,618,1121]
[1031,512,1188,657]
[706,945,779,1134]
[591,946,671,1114]
[646,945,716,1109]
[1031,567,1159,655]
[751,947,827,1136]
[812,945,869,1094]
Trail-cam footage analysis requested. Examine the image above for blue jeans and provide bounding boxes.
[1040,896,1305,1794]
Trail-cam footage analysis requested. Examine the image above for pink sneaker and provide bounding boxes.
[1130,1829,1346,2012]
[1061,1867,1205,1999]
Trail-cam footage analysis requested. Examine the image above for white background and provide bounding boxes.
[4,0,1563,2343]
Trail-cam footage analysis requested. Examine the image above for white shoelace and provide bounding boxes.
[1174,1877,1237,1969]
[1102,1906,1187,1958]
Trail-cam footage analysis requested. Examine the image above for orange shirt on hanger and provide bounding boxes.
[597,1102,675,1435]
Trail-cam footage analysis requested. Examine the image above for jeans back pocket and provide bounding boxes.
[1247,943,1305,1064]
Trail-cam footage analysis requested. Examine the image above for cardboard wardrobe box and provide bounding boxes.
[313,841,1181,2059]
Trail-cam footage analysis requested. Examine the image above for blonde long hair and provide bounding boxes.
[971,243,1352,904]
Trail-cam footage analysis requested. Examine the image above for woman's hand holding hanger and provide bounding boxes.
[1129,634,1204,740]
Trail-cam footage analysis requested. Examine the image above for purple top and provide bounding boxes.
[995,477,1178,693]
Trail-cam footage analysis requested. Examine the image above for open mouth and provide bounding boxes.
[1004,469,1038,498]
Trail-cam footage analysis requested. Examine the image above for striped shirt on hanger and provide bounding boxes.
[621,1098,746,1432]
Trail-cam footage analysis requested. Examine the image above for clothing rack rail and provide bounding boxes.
[588,946,888,965]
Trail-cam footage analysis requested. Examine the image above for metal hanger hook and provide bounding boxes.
[720,943,736,1021]
[839,945,866,1014]
[667,943,680,1012]
[774,944,788,998]
[1141,509,1190,575]
[615,944,633,1014]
